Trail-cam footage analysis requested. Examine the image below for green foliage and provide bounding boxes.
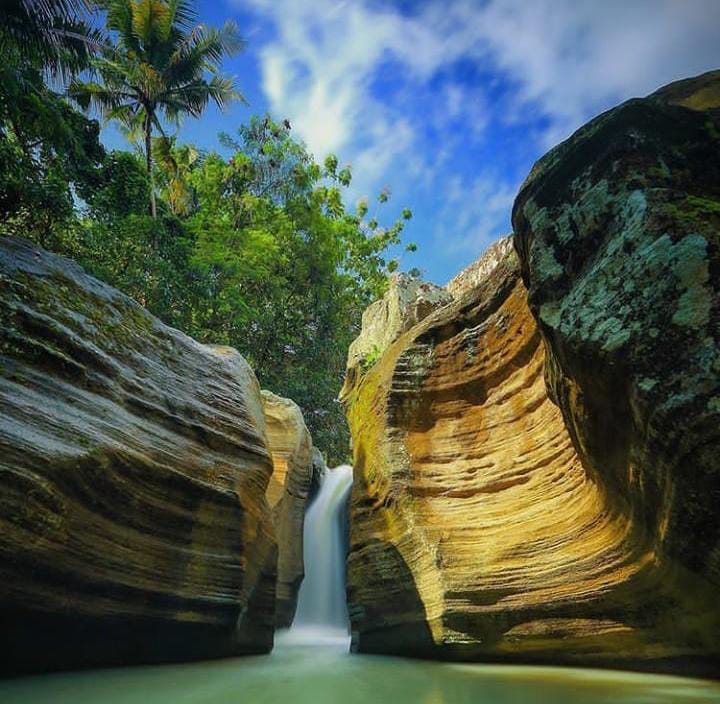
[0,1,105,247]
[0,0,418,464]
[70,0,244,216]
[0,0,103,81]
[153,137,200,216]
[361,344,382,372]
[79,213,197,328]
[179,116,416,461]
[80,150,151,218]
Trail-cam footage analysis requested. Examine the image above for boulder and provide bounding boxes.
[0,236,277,674]
[343,224,719,673]
[511,70,720,673]
[261,390,315,628]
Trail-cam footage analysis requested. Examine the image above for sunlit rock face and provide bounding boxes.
[343,273,453,399]
[261,390,319,627]
[445,236,514,297]
[343,212,720,672]
[511,70,720,672]
[0,237,277,675]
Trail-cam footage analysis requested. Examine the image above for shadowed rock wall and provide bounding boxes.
[344,73,720,674]
[262,390,319,627]
[0,237,277,674]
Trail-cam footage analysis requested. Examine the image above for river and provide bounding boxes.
[2,465,719,704]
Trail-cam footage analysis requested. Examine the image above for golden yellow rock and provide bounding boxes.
[512,71,720,672]
[261,390,320,627]
[0,237,277,674]
[342,236,720,674]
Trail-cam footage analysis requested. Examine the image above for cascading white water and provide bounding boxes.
[279,464,353,646]
[7,475,720,704]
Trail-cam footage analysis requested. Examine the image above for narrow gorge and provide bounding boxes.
[0,237,322,672]
[1,69,719,702]
[341,70,720,675]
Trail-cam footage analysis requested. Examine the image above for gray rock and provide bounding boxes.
[0,236,277,674]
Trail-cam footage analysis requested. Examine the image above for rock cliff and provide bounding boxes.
[261,390,318,627]
[513,70,720,671]
[343,73,720,674]
[343,273,453,395]
[0,237,277,674]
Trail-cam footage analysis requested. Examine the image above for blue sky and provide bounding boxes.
[103,0,720,285]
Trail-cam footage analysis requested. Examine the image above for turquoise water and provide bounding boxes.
[2,638,719,704]
[4,467,718,703]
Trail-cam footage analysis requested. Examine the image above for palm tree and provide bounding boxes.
[0,0,104,160]
[70,0,244,218]
[0,0,103,79]
[153,135,199,216]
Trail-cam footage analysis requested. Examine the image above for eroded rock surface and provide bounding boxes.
[261,390,317,627]
[445,236,514,298]
[512,70,720,671]
[344,273,453,395]
[343,166,720,675]
[0,237,277,674]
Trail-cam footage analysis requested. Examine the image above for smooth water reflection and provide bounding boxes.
[2,641,719,704]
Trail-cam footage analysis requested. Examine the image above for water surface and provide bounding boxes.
[2,637,719,704]
[4,465,718,703]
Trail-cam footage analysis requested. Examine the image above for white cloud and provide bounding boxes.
[457,0,720,144]
[232,0,720,276]
[434,174,516,262]
[246,0,423,161]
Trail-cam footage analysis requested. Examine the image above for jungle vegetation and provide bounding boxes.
[0,0,417,462]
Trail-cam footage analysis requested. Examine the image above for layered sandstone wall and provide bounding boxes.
[343,72,720,673]
[261,390,320,627]
[0,237,277,674]
[343,249,646,664]
[513,70,720,669]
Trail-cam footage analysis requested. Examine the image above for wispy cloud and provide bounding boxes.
[460,0,720,145]
[231,0,720,281]
[432,174,516,260]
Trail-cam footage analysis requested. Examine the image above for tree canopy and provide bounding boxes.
[0,0,418,464]
[70,0,243,216]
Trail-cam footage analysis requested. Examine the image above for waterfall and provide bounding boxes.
[279,464,353,646]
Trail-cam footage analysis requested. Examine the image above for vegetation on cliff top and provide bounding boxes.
[0,0,417,463]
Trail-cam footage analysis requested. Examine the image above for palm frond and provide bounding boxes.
[169,19,244,71]
[70,0,247,165]
[132,0,172,46]
[68,79,124,114]
[0,0,104,80]
[104,0,140,53]
[166,0,196,31]
[9,0,92,28]
[153,134,175,168]
[107,103,143,132]
[206,74,245,109]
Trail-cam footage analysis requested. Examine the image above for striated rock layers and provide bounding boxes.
[261,390,320,627]
[342,239,626,663]
[344,273,453,391]
[343,74,720,670]
[512,71,720,672]
[0,237,277,674]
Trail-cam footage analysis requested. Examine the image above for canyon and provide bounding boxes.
[0,70,718,680]
[341,70,720,675]
[0,237,317,673]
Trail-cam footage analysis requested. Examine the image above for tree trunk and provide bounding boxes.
[145,114,157,219]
